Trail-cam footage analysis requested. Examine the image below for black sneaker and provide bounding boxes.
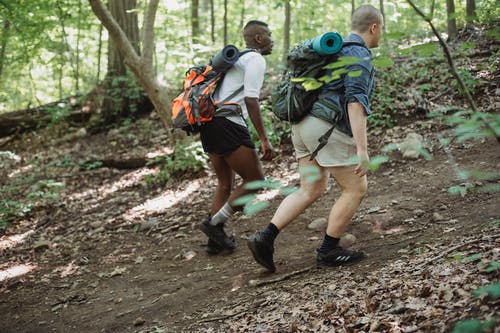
[316,247,366,267]
[199,220,236,250]
[206,237,236,255]
[247,232,276,272]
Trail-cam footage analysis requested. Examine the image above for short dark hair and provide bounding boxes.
[244,20,268,30]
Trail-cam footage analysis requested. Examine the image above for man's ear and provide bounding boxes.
[369,24,377,34]
[255,33,263,43]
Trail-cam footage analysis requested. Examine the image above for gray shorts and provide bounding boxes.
[291,115,357,167]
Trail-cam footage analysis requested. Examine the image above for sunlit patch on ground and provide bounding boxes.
[123,180,202,222]
[67,168,156,203]
[0,230,35,251]
[0,263,36,282]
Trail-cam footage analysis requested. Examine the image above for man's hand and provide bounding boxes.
[354,150,369,177]
[260,139,276,161]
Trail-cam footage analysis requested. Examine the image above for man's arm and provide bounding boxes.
[245,97,275,161]
[347,102,369,177]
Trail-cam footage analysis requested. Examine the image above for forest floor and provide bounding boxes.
[1,36,500,333]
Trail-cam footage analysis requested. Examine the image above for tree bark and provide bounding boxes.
[446,0,458,41]
[0,19,10,81]
[191,0,200,44]
[88,0,172,134]
[466,0,476,25]
[283,0,290,64]
[223,0,228,45]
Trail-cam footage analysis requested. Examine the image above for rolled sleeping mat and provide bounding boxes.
[305,32,343,55]
[210,45,240,72]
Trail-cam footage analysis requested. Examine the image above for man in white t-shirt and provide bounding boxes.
[199,20,275,254]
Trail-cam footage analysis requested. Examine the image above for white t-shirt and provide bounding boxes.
[214,50,266,127]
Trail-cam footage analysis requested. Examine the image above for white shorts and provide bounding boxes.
[291,115,357,167]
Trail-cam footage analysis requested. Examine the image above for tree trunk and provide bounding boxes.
[283,0,290,63]
[191,0,200,44]
[210,0,215,42]
[88,0,172,136]
[379,0,386,32]
[466,0,476,26]
[96,0,149,128]
[0,19,10,81]
[0,97,90,138]
[446,0,458,40]
[223,0,228,45]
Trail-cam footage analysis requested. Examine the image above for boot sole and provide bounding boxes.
[199,223,236,249]
[247,240,276,272]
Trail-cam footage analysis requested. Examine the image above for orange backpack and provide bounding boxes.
[171,47,253,133]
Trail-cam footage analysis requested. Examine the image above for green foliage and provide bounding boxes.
[248,99,288,147]
[0,176,64,231]
[144,138,208,186]
[452,319,496,333]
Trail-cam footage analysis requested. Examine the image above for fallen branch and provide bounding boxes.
[416,232,500,269]
[198,310,248,323]
[248,265,315,288]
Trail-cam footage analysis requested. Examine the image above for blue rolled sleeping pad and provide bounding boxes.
[303,32,343,55]
[210,45,240,73]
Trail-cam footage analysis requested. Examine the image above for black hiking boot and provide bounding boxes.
[247,232,276,272]
[199,219,236,250]
[316,246,366,267]
[206,237,236,255]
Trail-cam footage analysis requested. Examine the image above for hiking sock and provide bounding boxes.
[318,234,340,254]
[209,203,235,226]
[261,223,280,243]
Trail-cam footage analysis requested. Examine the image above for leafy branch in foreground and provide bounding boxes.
[236,156,389,216]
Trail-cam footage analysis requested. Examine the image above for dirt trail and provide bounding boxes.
[0,113,498,332]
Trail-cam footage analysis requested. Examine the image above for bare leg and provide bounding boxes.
[208,153,235,215]
[325,165,367,237]
[271,157,329,230]
[223,145,265,209]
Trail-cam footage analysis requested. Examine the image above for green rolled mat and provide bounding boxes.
[306,32,343,55]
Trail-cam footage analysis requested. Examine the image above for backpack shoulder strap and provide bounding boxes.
[341,41,368,50]
[216,49,258,104]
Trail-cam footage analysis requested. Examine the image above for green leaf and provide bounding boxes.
[279,186,298,196]
[485,261,500,273]
[372,57,394,68]
[417,147,433,161]
[381,143,399,153]
[462,253,482,263]
[368,155,389,172]
[323,56,362,69]
[244,179,281,190]
[232,194,256,206]
[347,70,363,78]
[244,201,269,216]
[302,79,323,91]
[452,319,483,333]
[448,185,467,196]
[473,283,500,299]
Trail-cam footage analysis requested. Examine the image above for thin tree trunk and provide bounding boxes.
[379,0,386,32]
[75,0,82,91]
[223,0,228,45]
[0,19,10,81]
[97,23,103,82]
[191,0,199,44]
[407,0,499,145]
[283,0,290,64]
[466,0,476,26]
[210,0,215,43]
[446,0,458,40]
